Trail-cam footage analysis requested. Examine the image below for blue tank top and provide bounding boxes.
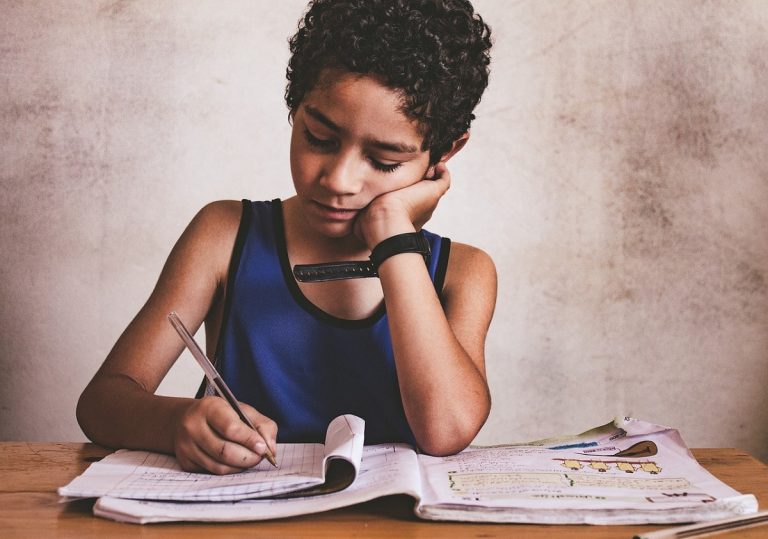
[210,200,451,445]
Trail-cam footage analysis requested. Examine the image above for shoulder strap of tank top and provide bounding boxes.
[195,199,254,398]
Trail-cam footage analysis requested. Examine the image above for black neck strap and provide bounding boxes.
[293,232,431,282]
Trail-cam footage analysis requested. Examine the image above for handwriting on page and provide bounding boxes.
[353,445,416,486]
[107,445,326,501]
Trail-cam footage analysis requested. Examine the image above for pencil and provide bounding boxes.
[167,311,278,467]
[633,510,768,538]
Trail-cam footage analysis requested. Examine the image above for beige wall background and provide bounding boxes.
[2,1,767,462]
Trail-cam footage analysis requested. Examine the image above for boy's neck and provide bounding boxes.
[281,197,371,263]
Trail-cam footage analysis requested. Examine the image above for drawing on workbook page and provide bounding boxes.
[553,439,662,474]
[443,438,714,504]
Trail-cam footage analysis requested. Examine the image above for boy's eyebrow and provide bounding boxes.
[367,137,420,155]
[304,105,420,154]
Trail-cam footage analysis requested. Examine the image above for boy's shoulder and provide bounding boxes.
[444,241,497,292]
[440,240,497,315]
[182,200,244,260]
[191,200,243,236]
[156,200,245,297]
[196,199,243,222]
[447,241,496,273]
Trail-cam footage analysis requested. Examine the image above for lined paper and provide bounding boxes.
[60,415,365,502]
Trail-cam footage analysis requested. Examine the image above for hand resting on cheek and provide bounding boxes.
[354,163,451,249]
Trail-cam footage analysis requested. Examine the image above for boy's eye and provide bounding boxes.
[304,126,403,173]
[303,128,335,150]
[369,158,402,173]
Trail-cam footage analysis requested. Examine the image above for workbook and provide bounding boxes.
[59,415,758,525]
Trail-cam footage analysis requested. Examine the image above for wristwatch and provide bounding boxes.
[293,232,431,282]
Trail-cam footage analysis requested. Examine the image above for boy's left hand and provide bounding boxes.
[355,163,451,249]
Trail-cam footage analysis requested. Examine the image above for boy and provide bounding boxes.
[77,0,496,475]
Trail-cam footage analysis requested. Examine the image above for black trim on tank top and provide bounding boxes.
[272,199,387,329]
[273,199,453,326]
[434,237,451,298]
[214,199,254,359]
[201,198,453,340]
[194,199,253,399]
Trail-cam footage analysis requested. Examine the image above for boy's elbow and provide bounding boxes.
[76,386,99,443]
[414,399,491,456]
[418,438,470,457]
[415,418,486,457]
[76,380,117,446]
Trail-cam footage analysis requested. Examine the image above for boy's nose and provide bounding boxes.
[320,152,363,195]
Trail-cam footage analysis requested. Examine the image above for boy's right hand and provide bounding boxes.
[355,162,451,250]
[172,396,278,474]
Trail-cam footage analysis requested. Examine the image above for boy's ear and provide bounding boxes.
[439,131,470,163]
[426,132,470,179]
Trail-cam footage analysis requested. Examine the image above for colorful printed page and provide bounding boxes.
[414,417,758,524]
[59,414,364,502]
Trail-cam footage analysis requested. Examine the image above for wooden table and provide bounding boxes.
[2,443,766,538]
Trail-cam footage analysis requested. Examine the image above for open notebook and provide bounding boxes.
[59,415,758,525]
[59,414,364,502]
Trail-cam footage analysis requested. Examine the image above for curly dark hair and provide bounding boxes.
[285,0,492,164]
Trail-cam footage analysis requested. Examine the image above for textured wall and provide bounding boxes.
[1,1,767,462]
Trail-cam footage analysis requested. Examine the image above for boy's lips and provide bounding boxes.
[311,200,361,221]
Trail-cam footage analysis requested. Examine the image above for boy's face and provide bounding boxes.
[289,69,432,240]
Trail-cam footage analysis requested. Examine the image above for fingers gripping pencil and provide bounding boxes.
[168,311,277,467]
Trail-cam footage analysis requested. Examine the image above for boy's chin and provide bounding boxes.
[293,200,366,244]
[317,223,359,240]
[304,216,357,239]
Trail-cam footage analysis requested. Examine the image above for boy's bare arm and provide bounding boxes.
[356,163,496,455]
[378,241,496,456]
[361,172,495,455]
[76,201,276,473]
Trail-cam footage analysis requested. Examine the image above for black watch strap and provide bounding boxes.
[370,232,431,269]
[293,232,431,282]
